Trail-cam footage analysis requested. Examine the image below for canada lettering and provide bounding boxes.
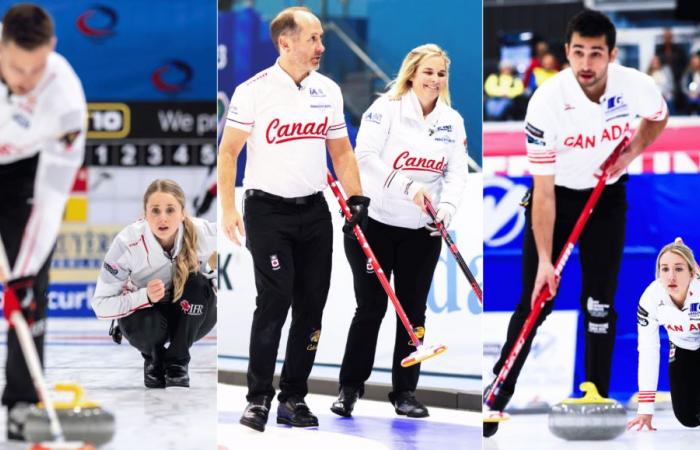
[393,151,446,174]
[265,117,328,144]
[563,123,631,149]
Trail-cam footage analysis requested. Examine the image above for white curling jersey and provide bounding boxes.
[525,63,667,190]
[226,61,347,197]
[355,91,469,229]
[91,218,216,320]
[0,52,86,279]
[635,279,700,414]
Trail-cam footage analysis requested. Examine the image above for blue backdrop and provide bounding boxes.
[1,1,216,101]
[484,173,700,399]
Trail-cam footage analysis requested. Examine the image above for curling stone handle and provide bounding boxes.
[54,383,85,407]
[579,381,604,402]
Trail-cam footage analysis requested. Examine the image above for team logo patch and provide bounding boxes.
[307,329,321,351]
[180,299,204,316]
[525,122,544,138]
[587,297,609,318]
[690,303,700,320]
[526,134,546,146]
[364,111,382,124]
[308,87,326,97]
[12,114,30,128]
[637,304,649,326]
[366,258,374,274]
[270,254,281,271]
[604,94,630,121]
[103,262,119,276]
[588,322,609,334]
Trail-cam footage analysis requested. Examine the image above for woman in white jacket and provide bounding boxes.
[628,238,700,431]
[91,179,216,389]
[331,43,469,418]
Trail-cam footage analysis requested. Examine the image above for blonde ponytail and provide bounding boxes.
[172,215,200,301]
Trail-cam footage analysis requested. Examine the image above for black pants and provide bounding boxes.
[339,218,441,398]
[243,192,332,402]
[669,343,700,427]
[493,178,627,398]
[119,272,216,365]
[1,155,52,409]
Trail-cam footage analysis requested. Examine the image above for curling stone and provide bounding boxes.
[548,381,626,441]
[25,384,115,447]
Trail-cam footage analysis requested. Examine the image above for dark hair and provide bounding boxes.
[269,6,312,51]
[566,9,616,52]
[1,4,54,50]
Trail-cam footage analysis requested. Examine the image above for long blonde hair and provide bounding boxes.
[655,238,697,279]
[143,179,199,301]
[385,43,451,106]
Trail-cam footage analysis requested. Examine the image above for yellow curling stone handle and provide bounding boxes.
[37,383,100,410]
[560,381,616,405]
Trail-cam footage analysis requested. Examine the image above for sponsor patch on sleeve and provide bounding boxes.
[526,134,546,146]
[525,122,544,139]
[103,261,119,276]
[637,304,649,326]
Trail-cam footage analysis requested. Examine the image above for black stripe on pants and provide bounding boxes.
[339,217,441,398]
[1,154,51,408]
[669,343,700,427]
[243,194,332,402]
[493,178,627,398]
[118,272,217,365]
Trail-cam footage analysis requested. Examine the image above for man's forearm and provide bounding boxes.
[629,116,668,156]
[332,149,362,197]
[217,149,238,214]
[532,189,556,264]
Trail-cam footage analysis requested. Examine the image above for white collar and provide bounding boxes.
[272,58,314,90]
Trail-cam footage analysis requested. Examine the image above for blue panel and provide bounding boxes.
[1,1,215,100]
[484,174,700,399]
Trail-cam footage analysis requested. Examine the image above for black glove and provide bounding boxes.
[342,195,371,238]
[3,276,36,325]
[109,320,123,345]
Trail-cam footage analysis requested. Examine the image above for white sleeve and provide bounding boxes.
[637,283,660,415]
[90,235,151,320]
[196,219,217,259]
[11,107,86,280]
[355,97,418,200]
[438,117,469,211]
[226,84,255,133]
[327,83,348,140]
[628,71,668,122]
[524,88,557,176]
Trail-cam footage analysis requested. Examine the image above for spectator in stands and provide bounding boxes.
[528,52,559,92]
[656,29,687,111]
[681,53,700,115]
[523,40,556,88]
[484,60,524,121]
[647,55,675,115]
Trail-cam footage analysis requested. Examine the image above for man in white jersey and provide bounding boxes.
[485,9,668,437]
[217,6,367,432]
[0,4,86,441]
[629,238,700,430]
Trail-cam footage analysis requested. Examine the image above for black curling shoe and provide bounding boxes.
[277,396,319,427]
[143,354,165,389]
[483,380,513,438]
[391,391,429,418]
[330,388,360,417]
[240,396,272,432]
[165,363,190,389]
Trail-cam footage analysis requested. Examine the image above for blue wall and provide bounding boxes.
[484,173,700,400]
[1,1,216,101]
